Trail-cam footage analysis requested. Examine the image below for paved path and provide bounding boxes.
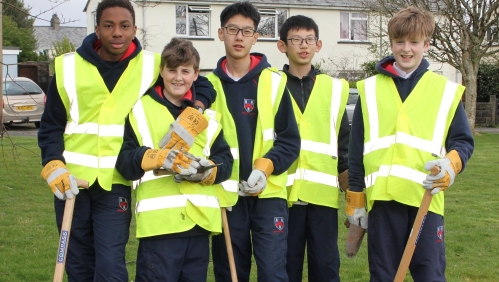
[475,127,499,134]
[1,123,38,137]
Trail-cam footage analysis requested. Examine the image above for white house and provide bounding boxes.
[83,0,461,82]
[2,47,21,78]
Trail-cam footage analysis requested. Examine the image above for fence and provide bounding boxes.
[475,95,498,127]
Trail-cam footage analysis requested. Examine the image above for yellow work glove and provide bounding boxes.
[338,169,349,192]
[158,107,209,151]
[423,150,462,195]
[239,158,274,196]
[345,189,368,229]
[141,149,201,175]
[41,160,79,200]
[173,159,218,186]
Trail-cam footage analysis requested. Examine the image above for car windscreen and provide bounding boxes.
[3,81,43,95]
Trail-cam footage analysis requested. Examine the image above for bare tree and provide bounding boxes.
[359,0,499,131]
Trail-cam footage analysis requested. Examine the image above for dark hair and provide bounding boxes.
[96,0,135,26]
[279,15,319,43]
[220,1,260,30]
[160,38,200,70]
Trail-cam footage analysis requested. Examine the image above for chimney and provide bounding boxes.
[51,14,61,31]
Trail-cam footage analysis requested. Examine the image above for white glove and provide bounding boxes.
[422,150,462,195]
[41,160,79,200]
[162,150,201,175]
[173,159,217,186]
[347,208,368,229]
[239,169,266,196]
[158,106,208,151]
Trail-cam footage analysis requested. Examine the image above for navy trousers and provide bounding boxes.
[368,200,446,282]
[212,197,289,282]
[54,183,131,282]
[286,204,340,282]
[135,235,209,282]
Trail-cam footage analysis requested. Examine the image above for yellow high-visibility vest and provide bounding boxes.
[55,51,160,190]
[129,95,225,238]
[358,71,464,215]
[207,67,288,202]
[287,75,349,208]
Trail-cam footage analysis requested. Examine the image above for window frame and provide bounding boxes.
[175,4,212,38]
[339,12,368,42]
[487,25,498,45]
[256,8,287,40]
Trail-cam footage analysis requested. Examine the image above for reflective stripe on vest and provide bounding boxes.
[56,51,159,190]
[136,194,220,213]
[129,95,224,237]
[360,72,464,215]
[287,76,348,208]
[362,76,458,157]
[208,68,288,201]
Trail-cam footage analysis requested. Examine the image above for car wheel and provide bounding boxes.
[35,121,41,128]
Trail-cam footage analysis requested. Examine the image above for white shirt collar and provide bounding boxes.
[393,62,416,79]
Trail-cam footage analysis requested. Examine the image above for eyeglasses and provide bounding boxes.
[287,37,318,45]
[222,26,256,37]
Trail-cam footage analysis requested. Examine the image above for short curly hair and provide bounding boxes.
[96,0,135,26]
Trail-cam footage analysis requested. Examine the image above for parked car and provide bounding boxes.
[346,88,359,126]
[2,77,45,128]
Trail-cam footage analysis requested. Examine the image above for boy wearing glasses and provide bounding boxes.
[277,15,350,282]
[207,2,300,282]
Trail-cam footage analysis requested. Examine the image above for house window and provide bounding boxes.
[340,12,367,41]
[257,9,287,39]
[487,26,498,44]
[176,5,211,37]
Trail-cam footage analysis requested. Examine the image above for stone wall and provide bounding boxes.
[475,95,498,126]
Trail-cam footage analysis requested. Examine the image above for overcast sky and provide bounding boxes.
[23,0,88,27]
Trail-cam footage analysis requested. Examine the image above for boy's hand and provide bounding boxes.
[141,149,201,175]
[239,170,266,196]
[422,150,462,195]
[238,158,274,196]
[173,159,218,185]
[159,107,208,151]
[345,190,368,229]
[41,160,80,200]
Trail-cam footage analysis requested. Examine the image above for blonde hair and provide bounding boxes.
[388,6,435,42]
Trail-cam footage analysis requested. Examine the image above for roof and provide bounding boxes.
[194,0,362,8]
[84,0,362,11]
[33,26,87,51]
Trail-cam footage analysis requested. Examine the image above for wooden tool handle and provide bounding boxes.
[222,208,238,282]
[53,179,88,282]
[394,166,440,282]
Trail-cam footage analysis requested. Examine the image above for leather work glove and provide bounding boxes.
[40,160,79,200]
[141,149,201,175]
[423,150,462,195]
[239,158,274,196]
[338,169,349,192]
[158,107,208,151]
[345,189,368,229]
[173,159,218,186]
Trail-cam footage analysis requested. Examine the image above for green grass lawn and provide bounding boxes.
[0,133,498,281]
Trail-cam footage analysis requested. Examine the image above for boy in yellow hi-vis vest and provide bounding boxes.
[38,1,215,280]
[116,38,233,281]
[347,6,474,281]
[208,2,301,281]
[277,15,350,282]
